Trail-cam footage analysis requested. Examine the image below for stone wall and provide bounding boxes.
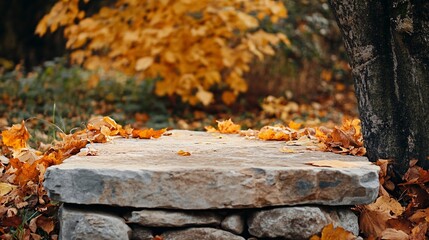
[60,204,359,240]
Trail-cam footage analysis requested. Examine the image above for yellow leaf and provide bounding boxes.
[177,150,191,156]
[0,182,17,196]
[135,57,154,71]
[216,119,241,134]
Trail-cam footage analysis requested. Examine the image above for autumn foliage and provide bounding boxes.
[36,0,289,105]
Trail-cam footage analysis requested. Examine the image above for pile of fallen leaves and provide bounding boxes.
[206,118,366,157]
[356,159,429,239]
[0,117,166,239]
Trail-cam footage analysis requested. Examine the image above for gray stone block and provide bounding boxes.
[44,130,379,209]
[126,209,221,227]
[247,206,358,239]
[60,204,131,240]
[161,227,245,240]
[221,214,245,234]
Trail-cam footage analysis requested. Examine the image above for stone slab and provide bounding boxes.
[44,130,379,209]
[126,209,221,227]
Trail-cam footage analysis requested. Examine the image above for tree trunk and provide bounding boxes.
[328,0,429,175]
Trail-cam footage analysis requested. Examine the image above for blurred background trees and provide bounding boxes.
[0,0,356,129]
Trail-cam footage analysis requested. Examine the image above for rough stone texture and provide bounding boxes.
[221,214,245,234]
[161,227,245,240]
[130,226,153,240]
[60,204,131,240]
[247,206,358,239]
[126,209,221,227]
[44,130,379,209]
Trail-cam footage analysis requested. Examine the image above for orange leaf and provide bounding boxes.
[258,125,296,141]
[132,128,167,139]
[1,120,30,150]
[309,223,355,240]
[216,119,241,134]
[177,150,191,156]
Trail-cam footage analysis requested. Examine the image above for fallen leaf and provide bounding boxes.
[217,119,241,134]
[410,222,428,240]
[177,150,191,156]
[1,120,30,150]
[205,119,241,134]
[132,128,167,139]
[358,196,404,237]
[280,147,295,153]
[258,125,297,141]
[37,216,55,234]
[305,160,360,168]
[380,228,409,240]
[0,182,17,196]
[309,223,355,240]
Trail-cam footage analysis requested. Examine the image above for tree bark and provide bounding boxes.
[328,0,429,175]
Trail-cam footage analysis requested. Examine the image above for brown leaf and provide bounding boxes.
[410,222,428,240]
[380,228,409,240]
[358,196,404,237]
[36,216,55,234]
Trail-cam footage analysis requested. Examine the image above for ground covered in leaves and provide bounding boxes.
[2,112,425,240]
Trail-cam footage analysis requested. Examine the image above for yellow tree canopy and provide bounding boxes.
[36,0,289,105]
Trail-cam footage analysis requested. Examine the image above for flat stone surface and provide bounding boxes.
[44,130,379,209]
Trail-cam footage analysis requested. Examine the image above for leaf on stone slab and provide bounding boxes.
[280,147,295,153]
[205,119,241,134]
[305,160,360,168]
[216,119,241,134]
[132,128,167,139]
[309,223,355,240]
[258,125,297,141]
[177,150,191,156]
